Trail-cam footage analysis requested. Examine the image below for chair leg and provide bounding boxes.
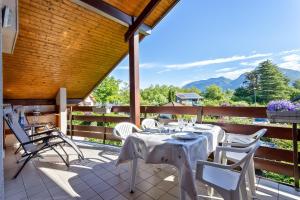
[61,137,84,160]
[15,145,21,154]
[207,186,214,197]
[58,144,69,163]
[50,145,69,167]
[247,159,256,197]
[13,154,33,179]
[129,158,137,193]
[240,179,248,200]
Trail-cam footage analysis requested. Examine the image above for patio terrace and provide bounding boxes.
[4,141,300,200]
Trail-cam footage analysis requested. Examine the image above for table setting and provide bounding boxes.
[116,119,225,200]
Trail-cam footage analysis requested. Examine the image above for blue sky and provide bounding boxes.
[111,0,300,88]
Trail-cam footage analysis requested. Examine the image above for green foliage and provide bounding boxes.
[141,85,170,105]
[256,60,290,103]
[232,60,290,104]
[168,88,176,102]
[232,87,253,102]
[92,76,127,104]
[263,171,294,185]
[204,84,224,100]
[293,79,300,89]
[288,87,300,100]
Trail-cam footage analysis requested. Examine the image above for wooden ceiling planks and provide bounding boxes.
[104,0,177,26]
[3,0,178,100]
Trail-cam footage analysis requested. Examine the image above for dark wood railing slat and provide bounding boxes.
[211,122,293,140]
[254,158,295,177]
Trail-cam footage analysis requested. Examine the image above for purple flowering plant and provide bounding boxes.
[267,100,300,112]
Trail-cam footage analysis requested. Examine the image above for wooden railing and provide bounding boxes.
[68,105,300,188]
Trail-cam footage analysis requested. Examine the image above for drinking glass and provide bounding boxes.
[157,122,164,133]
[178,118,184,132]
[191,117,197,126]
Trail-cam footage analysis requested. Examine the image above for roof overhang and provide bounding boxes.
[3,0,180,101]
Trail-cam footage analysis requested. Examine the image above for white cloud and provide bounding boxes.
[216,67,254,80]
[215,67,235,72]
[240,59,267,66]
[278,54,300,71]
[279,49,300,55]
[164,53,272,70]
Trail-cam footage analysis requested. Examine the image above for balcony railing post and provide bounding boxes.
[197,107,203,124]
[103,115,106,144]
[69,106,73,139]
[292,123,299,189]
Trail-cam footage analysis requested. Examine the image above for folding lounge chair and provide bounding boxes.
[7,105,84,160]
[4,108,84,178]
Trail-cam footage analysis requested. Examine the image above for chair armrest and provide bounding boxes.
[216,145,251,153]
[28,129,58,137]
[197,160,233,170]
[22,135,58,145]
[214,145,251,164]
[220,142,250,148]
[226,133,250,138]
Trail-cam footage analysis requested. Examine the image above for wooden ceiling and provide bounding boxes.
[3,0,178,100]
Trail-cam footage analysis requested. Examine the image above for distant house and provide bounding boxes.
[80,94,97,106]
[175,93,203,106]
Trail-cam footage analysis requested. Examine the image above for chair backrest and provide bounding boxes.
[113,122,141,140]
[3,107,35,153]
[243,128,267,147]
[249,128,267,140]
[226,128,267,148]
[141,118,158,130]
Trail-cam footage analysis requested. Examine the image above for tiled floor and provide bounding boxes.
[3,141,300,200]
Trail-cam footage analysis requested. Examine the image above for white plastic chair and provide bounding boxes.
[113,122,142,142]
[196,141,260,200]
[141,118,159,130]
[221,129,267,197]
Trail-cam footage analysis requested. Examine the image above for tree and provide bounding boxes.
[232,87,252,102]
[204,85,224,100]
[293,79,300,90]
[256,60,289,103]
[244,71,259,104]
[92,76,123,104]
[289,87,300,100]
[168,89,176,102]
[141,85,170,105]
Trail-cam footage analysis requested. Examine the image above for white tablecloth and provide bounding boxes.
[116,125,224,200]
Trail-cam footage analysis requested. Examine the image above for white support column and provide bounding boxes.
[56,88,67,135]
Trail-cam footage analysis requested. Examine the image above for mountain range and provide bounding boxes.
[183,68,300,91]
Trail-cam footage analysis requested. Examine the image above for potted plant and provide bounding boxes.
[266,100,300,123]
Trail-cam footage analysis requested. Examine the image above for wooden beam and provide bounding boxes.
[125,0,161,41]
[129,32,140,126]
[72,0,151,35]
[4,99,56,105]
[67,98,82,105]
[4,99,82,105]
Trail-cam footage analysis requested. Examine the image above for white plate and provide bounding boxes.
[144,128,160,133]
[168,122,178,126]
[172,132,199,140]
[194,124,213,130]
